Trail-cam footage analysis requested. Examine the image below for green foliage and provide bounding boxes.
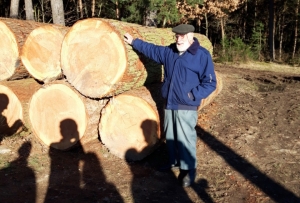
[288,51,300,66]
[97,0,120,20]
[120,0,150,24]
[149,0,181,27]
[250,22,265,61]
[185,0,204,4]
[118,0,181,27]
[216,37,254,63]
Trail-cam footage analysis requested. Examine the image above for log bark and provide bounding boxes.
[99,71,222,161]
[61,18,213,99]
[0,79,41,142]
[28,80,108,150]
[0,18,68,81]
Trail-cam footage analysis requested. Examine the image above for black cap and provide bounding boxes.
[172,24,195,34]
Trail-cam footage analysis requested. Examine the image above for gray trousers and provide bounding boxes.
[164,109,198,170]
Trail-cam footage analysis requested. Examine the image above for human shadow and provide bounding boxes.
[0,141,36,202]
[45,118,123,203]
[124,119,196,203]
[191,179,214,203]
[196,126,300,203]
[81,151,124,202]
[126,147,195,203]
[44,119,83,202]
[0,93,23,143]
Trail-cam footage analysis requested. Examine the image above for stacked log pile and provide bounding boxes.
[0,18,222,160]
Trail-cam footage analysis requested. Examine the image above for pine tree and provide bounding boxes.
[149,0,181,27]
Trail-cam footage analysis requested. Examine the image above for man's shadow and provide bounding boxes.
[191,179,214,203]
[124,119,210,203]
[0,141,36,202]
[45,118,123,203]
[0,93,23,143]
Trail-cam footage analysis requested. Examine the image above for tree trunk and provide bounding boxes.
[279,21,283,62]
[61,18,213,99]
[77,0,83,18]
[0,79,41,141]
[205,13,208,37]
[50,0,65,25]
[195,18,201,33]
[269,0,275,61]
[25,0,34,20]
[220,17,225,54]
[292,0,299,59]
[0,18,68,81]
[220,18,225,41]
[243,0,247,40]
[9,0,20,18]
[115,1,119,19]
[97,3,103,17]
[99,71,223,161]
[91,0,95,17]
[28,80,108,150]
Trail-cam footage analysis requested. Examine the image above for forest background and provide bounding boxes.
[1,0,300,66]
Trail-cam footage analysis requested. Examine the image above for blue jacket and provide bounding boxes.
[132,37,217,110]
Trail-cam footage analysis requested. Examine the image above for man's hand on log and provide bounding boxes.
[124,33,134,45]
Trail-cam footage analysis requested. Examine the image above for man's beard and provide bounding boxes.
[176,40,191,52]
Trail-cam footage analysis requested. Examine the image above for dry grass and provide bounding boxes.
[215,61,300,75]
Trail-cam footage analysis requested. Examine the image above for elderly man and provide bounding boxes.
[124,24,216,187]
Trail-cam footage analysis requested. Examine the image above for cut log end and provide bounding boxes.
[21,25,64,83]
[29,84,88,150]
[99,94,161,161]
[0,85,23,136]
[0,21,19,81]
[61,19,127,98]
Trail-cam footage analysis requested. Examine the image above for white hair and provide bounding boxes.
[187,32,194,44]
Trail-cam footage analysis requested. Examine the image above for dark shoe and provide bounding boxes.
[178,169,196,187]
[158,163,180,172]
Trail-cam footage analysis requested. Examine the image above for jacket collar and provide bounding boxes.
[187,37,200,55]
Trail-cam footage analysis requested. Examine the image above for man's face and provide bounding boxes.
[175,33,193,52]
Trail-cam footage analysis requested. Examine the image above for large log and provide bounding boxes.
[20,25,68,83]
[0,79,41,142]
[28,80,108,150]
[0,20,19,81]
[0,18,68,81]
[61,18,213,99]
[99,84,164,161]
[99,71,222,161]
